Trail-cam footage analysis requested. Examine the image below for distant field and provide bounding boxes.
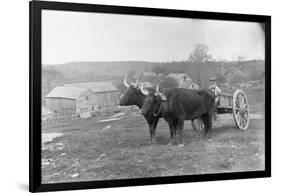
[42,87,265,183]
[244,87,265,113]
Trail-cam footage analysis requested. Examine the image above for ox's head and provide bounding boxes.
[141,82,163,116]
[119,76,148,107]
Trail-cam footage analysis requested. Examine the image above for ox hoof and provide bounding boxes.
[178,144,184,147]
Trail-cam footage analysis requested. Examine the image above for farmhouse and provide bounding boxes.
[64,81,121,109]
[168,73,198,89]
[46,86,95,116]
[168,73,191,82]
[179,80,199,89]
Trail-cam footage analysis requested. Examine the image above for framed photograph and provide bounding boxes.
[30,0,271,192]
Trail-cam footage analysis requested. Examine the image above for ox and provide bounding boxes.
[119,76,161,143]
[141,82,215,146]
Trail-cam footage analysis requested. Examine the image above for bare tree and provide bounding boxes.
[188,44,212,88]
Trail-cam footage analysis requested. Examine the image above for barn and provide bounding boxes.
[46,82,121,117]
[46,86,95,116]
[64,81,121,110]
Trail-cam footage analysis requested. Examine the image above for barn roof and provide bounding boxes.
[46,86,92,100]
[64,81,119,93]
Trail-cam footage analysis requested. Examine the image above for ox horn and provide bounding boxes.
[156,80,163,95]
[123,75,130,88]
[135,73,143,87]
[140,83,149,96]
[134,77,140,88]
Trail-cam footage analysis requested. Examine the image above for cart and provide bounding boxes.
[192,89,250,131]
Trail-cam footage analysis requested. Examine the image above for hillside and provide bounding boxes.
[44,60,264,82]
[42,60,265,104]
[44,61,153,82]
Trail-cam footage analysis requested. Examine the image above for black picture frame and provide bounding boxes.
[30,1,271,192]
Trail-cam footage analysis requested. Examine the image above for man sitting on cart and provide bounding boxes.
[209,76,222,121]
[209,76,222,104]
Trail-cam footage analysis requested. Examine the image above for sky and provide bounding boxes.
[42,10,265,65]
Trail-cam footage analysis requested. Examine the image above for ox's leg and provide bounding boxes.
[202,114,212,139]
[144,116,154,144]
[173,119,178,136]
[177,117,185,147]
[149,125,154,143]
[151,118,159,144]
[207,114,213,138]
[167,120,176,146]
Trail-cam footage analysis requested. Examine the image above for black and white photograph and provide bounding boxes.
[41,8,266,184]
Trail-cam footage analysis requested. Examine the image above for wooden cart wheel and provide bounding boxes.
[191,118,204,132]
[232,89,250,130]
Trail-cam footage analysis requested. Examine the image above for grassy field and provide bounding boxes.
[42,87,265,184]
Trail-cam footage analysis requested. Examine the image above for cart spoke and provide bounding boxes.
[238,113,244,127]
[242,98,245,106]
[241,96,248,109]
[236,113,241,126]
[240,96,245,107]
[235,99,240,109]
[240,113,247,126]
[243,114,248,124]
[235,107,241,111]
[243,112,249,122]
[239,94,244,107]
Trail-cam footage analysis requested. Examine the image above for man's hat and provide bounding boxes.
[209,76,217,81]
